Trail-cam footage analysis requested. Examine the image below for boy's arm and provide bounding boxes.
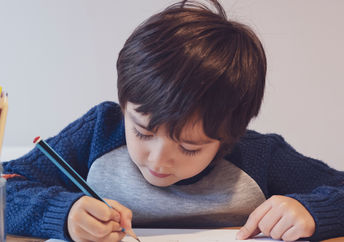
[266,134,344,240]
[2,101,124,240]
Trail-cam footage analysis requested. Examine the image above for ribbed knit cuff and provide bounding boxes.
[42,191,84,240]
[287,192,344,241]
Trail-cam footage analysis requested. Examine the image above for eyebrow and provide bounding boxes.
[128,111,150,130]
[128,111,213,145]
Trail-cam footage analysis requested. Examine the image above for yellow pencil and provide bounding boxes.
[0,88,8,157]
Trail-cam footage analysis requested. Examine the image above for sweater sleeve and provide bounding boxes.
[267,134,344,241]
[2,101,125,240]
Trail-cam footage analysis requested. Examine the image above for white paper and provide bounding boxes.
[121,228,306,242]
[46,228,309,242]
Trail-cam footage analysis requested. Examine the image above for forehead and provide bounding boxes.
[126,102,151,125]
[125,102,212,143]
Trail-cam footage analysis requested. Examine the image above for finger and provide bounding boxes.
[237,227,261,239]
[281,226,301,242]
[269,215,293,240]
[106,199,133,230]
[82,196,121,222]
[257,206,283,237]
[72,223,102,242]
[78,215,123,238]
[236,200,272,240]
[99,231,126,242]
[76,225,124,242]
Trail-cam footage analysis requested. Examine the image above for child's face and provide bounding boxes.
[124,102,221,187]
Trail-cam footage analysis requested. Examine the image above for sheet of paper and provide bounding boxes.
[46,228,309,242]
[122,228,306,242]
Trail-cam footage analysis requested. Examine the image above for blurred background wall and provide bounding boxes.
[1,0,343,170]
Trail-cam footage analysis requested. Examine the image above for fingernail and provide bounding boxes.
[236,228,246,240]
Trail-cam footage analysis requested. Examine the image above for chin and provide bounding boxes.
[143,173,177,187]
[150,181,173,187]
[147,178,176,187]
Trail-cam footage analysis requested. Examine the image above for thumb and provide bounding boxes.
[107,199,133,230]
[121,213,132,231]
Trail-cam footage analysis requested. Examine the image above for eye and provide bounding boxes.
[133,127,153,140]
[179,146,201,156]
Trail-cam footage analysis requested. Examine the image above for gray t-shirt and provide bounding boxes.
[87,146,265,228]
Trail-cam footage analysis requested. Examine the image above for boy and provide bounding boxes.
[3,0,344,241]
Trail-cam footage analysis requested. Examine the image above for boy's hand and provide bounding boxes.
[236,195,315,241]
[67,196,133,242]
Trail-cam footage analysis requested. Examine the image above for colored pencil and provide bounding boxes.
[33,136,140,241]
[0,88,8,157]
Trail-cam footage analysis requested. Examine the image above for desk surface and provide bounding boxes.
[6,232,344,242]
[7,235,45,242]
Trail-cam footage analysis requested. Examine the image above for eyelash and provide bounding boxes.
[133,127,152,140]
[132,127,201,156]
[180,146,201,156]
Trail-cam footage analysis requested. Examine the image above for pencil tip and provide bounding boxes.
[127,228,140,242]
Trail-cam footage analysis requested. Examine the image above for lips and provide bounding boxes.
[148,169,171,178]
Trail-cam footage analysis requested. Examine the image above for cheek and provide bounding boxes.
[183,157,211,176]
[125,129,147,165]
[180,144,220,176]
[174,151,215,179]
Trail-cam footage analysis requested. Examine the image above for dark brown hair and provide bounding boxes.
[117,0,266,154]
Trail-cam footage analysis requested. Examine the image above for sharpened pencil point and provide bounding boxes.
[126,228,140,242]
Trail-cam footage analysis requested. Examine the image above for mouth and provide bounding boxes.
[148,169,171,178]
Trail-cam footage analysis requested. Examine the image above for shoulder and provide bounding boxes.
[228,130,288,158]
[236,130,294,156]
[222,130,290,197]
[91,101,124,138]
[87,101,126,161]
[78,101,123,133]
[57,101,122,136]
[56,101,125,164]
[242,129,285,142]
[84,101,122,121]
[224,129,284,163]
[97,101,122,114]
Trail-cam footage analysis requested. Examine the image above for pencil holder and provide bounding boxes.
[0,175,6,242]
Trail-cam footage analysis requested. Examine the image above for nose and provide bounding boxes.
[147,138,174,171]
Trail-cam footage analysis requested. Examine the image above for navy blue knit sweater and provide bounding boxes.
[3,102,344,240]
